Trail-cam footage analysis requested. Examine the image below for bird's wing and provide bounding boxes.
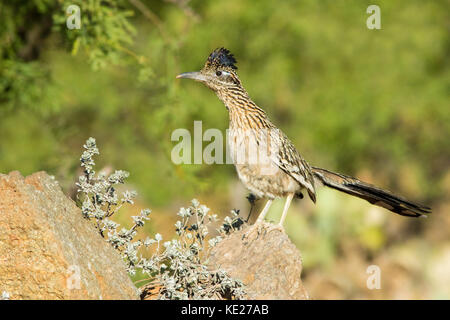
[269,129,316,202]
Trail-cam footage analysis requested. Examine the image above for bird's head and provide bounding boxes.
[176,47,241,92]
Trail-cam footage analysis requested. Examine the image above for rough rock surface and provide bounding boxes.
[0,171,139,300]
[209,222,309,300]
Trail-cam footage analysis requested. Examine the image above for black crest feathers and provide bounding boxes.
[207,47,237,70]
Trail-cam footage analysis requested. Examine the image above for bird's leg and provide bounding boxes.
[256,199,273,223]
[278,193,294,227]
[243,199,273,242]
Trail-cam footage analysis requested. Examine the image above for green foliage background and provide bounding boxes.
[1,0,449,299]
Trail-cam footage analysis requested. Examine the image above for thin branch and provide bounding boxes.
[128,0,170,41]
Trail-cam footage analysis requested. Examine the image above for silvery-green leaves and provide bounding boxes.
[76,137,245,300]
[220,209,244,234]
[143,200,246,300]
[147,203,246,300]
[76,137,151,273]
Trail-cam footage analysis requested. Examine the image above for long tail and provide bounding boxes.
[311,167,431,217]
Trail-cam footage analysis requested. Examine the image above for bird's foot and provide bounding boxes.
[241,221,263,242]
[242,220,284,243]
[268,222,285,234]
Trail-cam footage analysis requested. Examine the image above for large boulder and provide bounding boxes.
[209,222,309,300]
[0,171,139,300]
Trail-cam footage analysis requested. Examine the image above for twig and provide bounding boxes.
[128,0,170,41]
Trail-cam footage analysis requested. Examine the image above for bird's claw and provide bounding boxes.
[242,221,284,243]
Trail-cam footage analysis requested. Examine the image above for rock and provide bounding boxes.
[208,222,309,300]
[0,171,139,300]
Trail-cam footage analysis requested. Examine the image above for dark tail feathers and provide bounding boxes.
[311,167,431,217]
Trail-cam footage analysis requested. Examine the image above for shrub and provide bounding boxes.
[76,137,246,299]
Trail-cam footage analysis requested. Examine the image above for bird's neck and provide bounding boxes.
[215,85,269,129]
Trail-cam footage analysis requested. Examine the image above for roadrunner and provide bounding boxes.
[177,48,431,226]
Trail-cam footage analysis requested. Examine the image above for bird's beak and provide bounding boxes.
[176,71,207,82]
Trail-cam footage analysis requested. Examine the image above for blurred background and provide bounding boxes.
[1,0,449,299]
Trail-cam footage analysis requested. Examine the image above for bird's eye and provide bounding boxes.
[216,71,222,77]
